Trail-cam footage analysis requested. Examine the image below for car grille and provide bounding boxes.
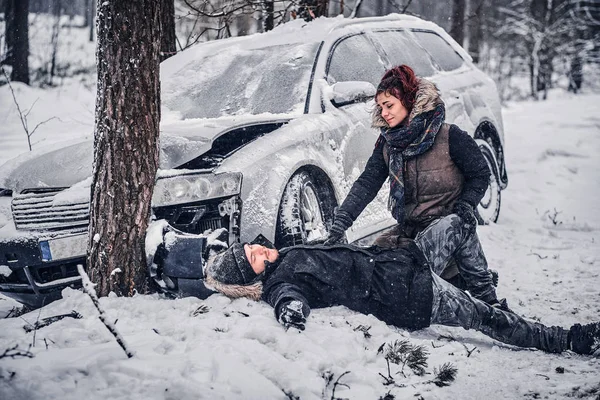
[12,189,90,231]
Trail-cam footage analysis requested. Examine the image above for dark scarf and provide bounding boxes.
[381,103,445,226]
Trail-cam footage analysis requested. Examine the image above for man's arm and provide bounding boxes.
[263,265,312,330]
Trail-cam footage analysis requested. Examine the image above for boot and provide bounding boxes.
[568,322,600,355]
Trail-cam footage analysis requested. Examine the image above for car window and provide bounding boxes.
[327,34,386,86]
[371,30,436,77]
[162,42,319,119]
[410,31,465,72]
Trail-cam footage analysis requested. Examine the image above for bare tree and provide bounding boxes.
[466,0,484,63]
[160,0,177,61]
[87,0,162,297]
[449,0,466,46]
[4,0,30,84]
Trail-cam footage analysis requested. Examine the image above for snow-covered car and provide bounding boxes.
[0,14,508,307]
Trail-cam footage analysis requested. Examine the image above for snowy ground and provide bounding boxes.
[0,89,598,399]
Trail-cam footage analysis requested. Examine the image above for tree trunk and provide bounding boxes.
[5,0,30,84]
[467,0,484,63]
[88,0,161,297]
[449,0,466,47]
[89,0,95,42]
[160,0,176,61]
[263,1,274,32]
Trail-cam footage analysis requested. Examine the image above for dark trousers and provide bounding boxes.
[378,215,498,303]
[429,274,568,353]
[418,216,568,353]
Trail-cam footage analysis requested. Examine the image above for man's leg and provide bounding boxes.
[415,215,498,304]
[429,274,568,353]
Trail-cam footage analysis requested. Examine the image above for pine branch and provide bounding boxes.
[431,363,458,387]
[77,264,134,358]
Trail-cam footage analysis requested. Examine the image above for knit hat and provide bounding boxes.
[205,243,257,285]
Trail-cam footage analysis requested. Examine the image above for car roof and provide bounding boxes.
[161,14,470,80]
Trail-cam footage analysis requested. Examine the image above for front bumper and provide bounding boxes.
[0,195,242,307]
[0,230,87,307]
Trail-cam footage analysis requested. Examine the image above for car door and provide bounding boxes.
[324,32,396,242]
[408,29,478,132]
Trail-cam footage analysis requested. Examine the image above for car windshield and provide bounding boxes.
[162,42,320,119]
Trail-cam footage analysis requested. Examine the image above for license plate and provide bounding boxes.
[39,234,88,262]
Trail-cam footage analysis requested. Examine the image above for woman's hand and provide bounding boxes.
[452,200,478,236]
[323,210,354,245]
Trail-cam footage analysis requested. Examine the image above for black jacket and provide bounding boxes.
[339,124,489,222]
[261,242,433,330]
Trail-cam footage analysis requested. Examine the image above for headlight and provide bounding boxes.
[152,171,242,207]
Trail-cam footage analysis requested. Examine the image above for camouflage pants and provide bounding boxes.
[429,274,568,353]
[419,216,568,353]
[413,215,498,304]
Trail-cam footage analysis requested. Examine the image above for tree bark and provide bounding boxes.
[160,0,176,61]
[89,0,95,42]
[5,0,30,84]
[263,1,274,32]
[88,0,161,297]
[467,0,484,63]
[449,0,466,47]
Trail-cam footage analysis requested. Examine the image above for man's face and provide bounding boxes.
[244,244,279,274]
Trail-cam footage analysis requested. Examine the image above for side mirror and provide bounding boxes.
[330,81,376,108]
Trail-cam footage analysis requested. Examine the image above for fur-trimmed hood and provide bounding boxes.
[205,274,263,301]
[372,78,444,128]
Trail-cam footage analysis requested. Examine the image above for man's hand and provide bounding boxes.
[323,210,353,246]
[453,200,478,236]
[277,300,307,331]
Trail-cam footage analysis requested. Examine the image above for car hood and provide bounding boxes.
[0,115,293,194]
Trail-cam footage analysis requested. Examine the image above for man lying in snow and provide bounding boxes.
[202,215,599,356]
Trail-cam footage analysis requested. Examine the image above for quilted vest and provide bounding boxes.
[383,123,464,227]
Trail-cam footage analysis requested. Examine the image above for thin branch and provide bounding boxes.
[29,116,58,138]
[2,68,32,150]
[77,264,134,358]
[0,344,34,360]
[330,370,351,399]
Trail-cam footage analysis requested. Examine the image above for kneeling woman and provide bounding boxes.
[325,64,500,307]
[203,215,599,356]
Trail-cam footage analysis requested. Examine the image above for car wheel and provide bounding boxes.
[477,141,501,224]
[275,171,333,247]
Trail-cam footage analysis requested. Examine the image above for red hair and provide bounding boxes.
[376,65,419,114]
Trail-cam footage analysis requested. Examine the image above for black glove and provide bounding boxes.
[453,200,478,236]
[277,300,308,331]
[323,210,353,246]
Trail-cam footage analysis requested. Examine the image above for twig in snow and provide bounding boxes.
[32,306,43,348]
[330,370,351,400]
[394,362,458,388]
[0,344,34,360]
[535,373,550,380]
[353,324,372,338]
[528,252,548,260]
[461,343,478,357]
[23,310,82,333]
[191,304,210,316]
[77,264,134,358]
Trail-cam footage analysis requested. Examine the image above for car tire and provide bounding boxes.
[275,171,333,247]
[476,140,501,224]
